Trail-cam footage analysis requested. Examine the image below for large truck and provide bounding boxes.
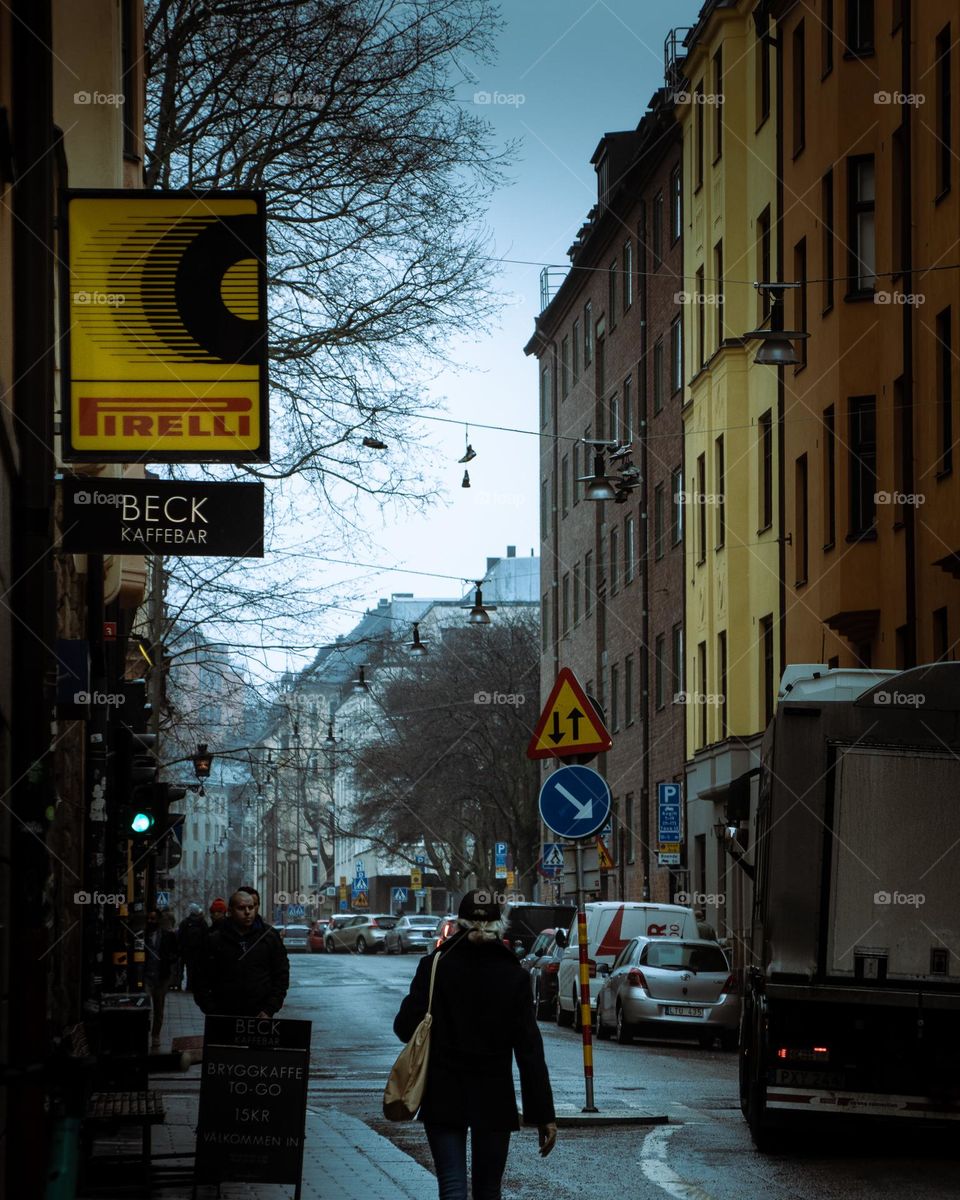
[739,663,960,1147]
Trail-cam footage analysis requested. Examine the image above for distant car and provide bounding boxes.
[519,929,555,971]
[325,913,398,954]
[529,934,564,1021]
[308,918,331,953]
[595,936,740,1048]
[384,915,441,954]
[279,923,310,953]
[324,914,355,952]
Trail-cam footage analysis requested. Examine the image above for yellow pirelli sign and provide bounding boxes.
[61,190,268,462]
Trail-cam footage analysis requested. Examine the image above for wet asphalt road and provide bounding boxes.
[285,949,960,1200]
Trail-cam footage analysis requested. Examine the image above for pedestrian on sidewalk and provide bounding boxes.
[209,897,228,927]
[194,889,289,1018]
[178,903,208,992]
[393,889,557,1200]
[143,909,179,1048]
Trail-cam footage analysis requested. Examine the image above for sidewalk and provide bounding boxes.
[86,991,438,1199]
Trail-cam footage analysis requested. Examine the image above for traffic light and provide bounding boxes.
[117,728,160,845]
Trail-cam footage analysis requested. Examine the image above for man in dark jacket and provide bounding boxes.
[394,890,556,1199]
[194,890,289,1018]
[143,909,179,1047]
[177,903,208,992]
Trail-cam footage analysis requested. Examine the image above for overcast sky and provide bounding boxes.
[292,0,704,653]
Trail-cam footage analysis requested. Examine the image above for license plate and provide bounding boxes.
[665,1005,704,1018]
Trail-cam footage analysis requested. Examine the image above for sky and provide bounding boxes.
[285,0,704,655]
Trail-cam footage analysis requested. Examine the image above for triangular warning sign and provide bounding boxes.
[597,835,614,870]
[526,667,613,760]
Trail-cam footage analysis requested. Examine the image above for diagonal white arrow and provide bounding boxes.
[555,781,593,822]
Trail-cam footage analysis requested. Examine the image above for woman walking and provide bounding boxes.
[393,890,557,1200]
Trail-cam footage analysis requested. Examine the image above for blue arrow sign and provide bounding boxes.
[539,765,612,839]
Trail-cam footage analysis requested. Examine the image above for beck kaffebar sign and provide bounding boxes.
[60,478,264,557]
[60,189,268,463]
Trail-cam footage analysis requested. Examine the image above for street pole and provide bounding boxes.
[575,839,598,1112]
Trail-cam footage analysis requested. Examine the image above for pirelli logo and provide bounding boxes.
[62,190,268,463]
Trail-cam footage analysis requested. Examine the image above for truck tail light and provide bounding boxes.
[545,962,559,974]
[626,969,649,990]
[587,959,597,979]
[776,1046,830,1062]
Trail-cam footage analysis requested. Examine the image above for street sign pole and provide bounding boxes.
[575,839,598,1113]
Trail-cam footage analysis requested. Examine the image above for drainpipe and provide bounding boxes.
[901,0,917,665]
[774,10,787,681]
[638,197,652,902]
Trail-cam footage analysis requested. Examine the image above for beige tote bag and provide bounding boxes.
[383,949,441,1121]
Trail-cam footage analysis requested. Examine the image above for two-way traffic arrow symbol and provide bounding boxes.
[548,707,586,743]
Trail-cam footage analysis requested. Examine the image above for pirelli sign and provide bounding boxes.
[61,190,268,463]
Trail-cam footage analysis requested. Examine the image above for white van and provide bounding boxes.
[556,901,698,1027]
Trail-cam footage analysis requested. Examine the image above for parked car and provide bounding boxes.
[308,918,331,953]
[425,914,459,953]
[279,923,310,953]
[529,934,564,1021]
[384,914,441,954]
[556,901,699,1028]
[519,929,555,971]
[501,902,575,955]
[595,936,739,1048]
[325,913,397,954]
[323,914,356,952]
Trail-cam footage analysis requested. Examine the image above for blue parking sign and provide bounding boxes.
[657,782,682,842]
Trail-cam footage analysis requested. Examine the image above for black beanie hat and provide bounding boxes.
[457,889,501,922]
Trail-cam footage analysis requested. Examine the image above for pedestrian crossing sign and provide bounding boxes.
[542,843,564,868]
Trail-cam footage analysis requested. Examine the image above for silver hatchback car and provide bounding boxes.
[325,913,397,954]
[595,936,739,1048]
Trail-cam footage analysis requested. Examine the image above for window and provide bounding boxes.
[572,318,580,381]
[821,170,834,312]
[672,622,684,696]
[561,336,570,398]
[596,336,605,406]
[760,615,775,728]
[892,127,904,276]
[792,21,805,156]
[572,440,580,506]
[893,376,906,524]
[759,410,773,530]
[653,339,664,413]
[562,574,570,635]
[584,301,593,365]
[696,453,707,563]
[714,239,724,347]
[609,526,620,593]
[713,47,723,161]
[671,466,684,544]
[718,631,728,737]
[540,479,549,541]
[609,391,621,446]
[670,317,683,394]
[623,376,633,444]
[654,483,666,559]
[623,240,633,309]
[541,594,549,650]
[540,366,551,428]
[715,435,725,548]
[573,563,581,625]
[653,191,664,265]
[624,514,636,583]
[822,0,834,76]
[794,237,807,369]
[846,0,874,55]
[757,206,771,320]
[848,156,876,293]
[695,80,705,189]
[584,551,593,614]
[756,24,770,126]
[611,664,620,732]
[608,260,618,328]
[696,265,705,367]
[933,608,950,661]
[625,654,634,725]
[655,634,666,709]
[823,405,836,547]
[561,454,570,516]
[848,395,877,536]
[937,307,953,474]
[697,641,707,747]
[625,793,635,863]
[937,25,952,196]
[671,164,682,242]
[795,453,808,585]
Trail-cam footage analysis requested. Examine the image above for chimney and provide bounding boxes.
[507,545,516,558]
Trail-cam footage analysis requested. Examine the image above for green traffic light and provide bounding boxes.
[130,811,154,834]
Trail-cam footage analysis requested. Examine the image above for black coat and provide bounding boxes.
[178,913,208,961]
[194,917,289,1017]
[393,932,555,1131]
